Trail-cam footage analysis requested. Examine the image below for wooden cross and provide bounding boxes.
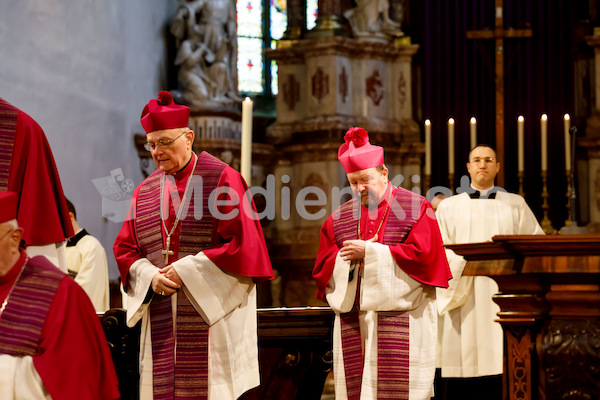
[162,235,174,264]
[466,0,532,188]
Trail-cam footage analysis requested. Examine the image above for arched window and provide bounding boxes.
[236,1,318,97]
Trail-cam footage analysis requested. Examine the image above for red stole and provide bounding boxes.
[333,187,418,399]
[0,253,64,357]
[135,151,226,399]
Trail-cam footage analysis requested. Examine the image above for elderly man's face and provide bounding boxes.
[147,128,194,175]
[0,222,22,276]
[347,166,389,207]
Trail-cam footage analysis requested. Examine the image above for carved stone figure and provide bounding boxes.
[344,0,403,39]
[171,0,240,107]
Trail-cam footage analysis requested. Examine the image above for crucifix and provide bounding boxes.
[162,235,174,264]
[466,0,532,188]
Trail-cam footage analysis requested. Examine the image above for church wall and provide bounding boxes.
[0,1,177,281]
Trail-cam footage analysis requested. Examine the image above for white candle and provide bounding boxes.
[424,120,431,176]
[448,118,455,174]
[541,114,548,172]
[564,114,571,171]
[517,116,524,172]
[241,97,253,185]
[470,117,477,149]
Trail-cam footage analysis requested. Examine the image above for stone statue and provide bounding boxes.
[344,0,404,39]
[171,0,241,107]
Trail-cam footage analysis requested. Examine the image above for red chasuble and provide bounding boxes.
[0,98,74,246]
[0,251,119,399]
[313,185,451,301]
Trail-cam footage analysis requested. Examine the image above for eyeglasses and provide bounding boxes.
[144,131,186,152]
[469,157,496,165]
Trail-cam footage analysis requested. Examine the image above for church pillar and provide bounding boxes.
[268,36,421,305]
[581,34,600,232]
[305,0,345,37]
[282,0,306,40]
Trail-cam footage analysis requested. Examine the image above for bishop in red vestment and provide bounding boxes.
[0,97,74,271]
[114,91,273,400]
[0,191,119,399]
[313,128,451,400]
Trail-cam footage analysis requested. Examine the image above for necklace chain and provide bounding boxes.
[357,186,393,240]
[159,154,198,263]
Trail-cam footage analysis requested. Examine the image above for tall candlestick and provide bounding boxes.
[448,118,455,174]
[564,114,571,171]
[424,120,431,176]
[541,114,548,172]
[517,116,524,172]
[241,97,253,185]
[470,117,477,149]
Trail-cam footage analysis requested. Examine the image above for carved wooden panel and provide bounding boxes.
[540,319,600,400]
[505,328,533,400]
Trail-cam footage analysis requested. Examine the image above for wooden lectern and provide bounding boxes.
[447,235,600,400]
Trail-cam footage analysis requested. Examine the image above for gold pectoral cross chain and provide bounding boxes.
[162,235,174,264]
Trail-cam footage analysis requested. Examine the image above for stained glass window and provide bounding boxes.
[237,0,264,94]
[306,0,318,30]
[237,1,316,96]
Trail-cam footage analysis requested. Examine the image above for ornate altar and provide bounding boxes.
[447,235,600,400]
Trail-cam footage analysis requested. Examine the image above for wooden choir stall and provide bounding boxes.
[447,235,600,400]
[100,306,334,400]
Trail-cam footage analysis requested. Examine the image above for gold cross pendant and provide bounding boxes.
[162,235,174,264]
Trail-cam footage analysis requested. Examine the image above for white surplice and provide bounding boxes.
[326,241,437,400]
[0,355,50,399]
[64,232,110,312]
[434,191,544,377]
[126,252,259,400]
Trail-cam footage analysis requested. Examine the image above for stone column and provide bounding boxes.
[282,0,306,40]
[305,0,345,37]
[581,34,600,232]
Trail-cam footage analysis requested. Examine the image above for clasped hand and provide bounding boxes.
[339,234,378,262]
[151,265,183,296]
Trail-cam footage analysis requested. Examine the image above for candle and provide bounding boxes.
[541,114,548,172]
[517,116,524,172]
[424,120,431,176]
[241,97,253,185]
[564,114,571,171]
[470,117,477,149]
[448,118,455,174]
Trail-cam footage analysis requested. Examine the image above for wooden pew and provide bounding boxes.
[99,306,334,400]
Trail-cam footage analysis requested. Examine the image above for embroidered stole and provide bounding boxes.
[333,187,421,399]
[0,257,63,356]
[136,152,226,400]
[0,98,17,190]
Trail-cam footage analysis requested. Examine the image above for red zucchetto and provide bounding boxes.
[140,90,190,134]
[0,191,18,224]
[338,127,384,173]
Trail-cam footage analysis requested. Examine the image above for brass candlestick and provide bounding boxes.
[541,171,556,234]
[564,170,572,227]
[448,173,454,193]
[518,171,524,197]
